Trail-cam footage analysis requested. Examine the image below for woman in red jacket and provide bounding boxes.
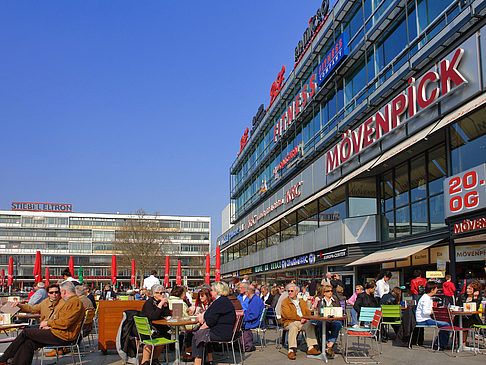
[410,270,428,302]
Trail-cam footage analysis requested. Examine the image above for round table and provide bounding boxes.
[0,323,28,336]
[302,315,347,363]
[152,317,199,365]
[451,310,483,352]
[15,313,40,325]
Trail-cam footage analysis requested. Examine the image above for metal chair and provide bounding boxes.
[38,315,86,365]
[473,324,486,354]
[432,306,471,354]
[81,309,96,351]
[133,316,177,365]
[210,313,245,365]
[344,309,382,364]
[250,307,267,350]
[380,305,401,341]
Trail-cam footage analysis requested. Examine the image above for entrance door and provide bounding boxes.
[340,273,355,299]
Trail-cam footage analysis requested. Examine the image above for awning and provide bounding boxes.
[346,240,440,266]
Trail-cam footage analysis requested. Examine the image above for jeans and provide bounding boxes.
[416,319,450,348]
[350,308,358,326]
[326,321,343,345]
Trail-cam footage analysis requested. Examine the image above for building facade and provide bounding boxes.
[218,0,486,295]
[0,204,210,287]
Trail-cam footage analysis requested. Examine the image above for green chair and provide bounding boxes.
[133,316,177,365]
[380,305,402,342]
[473,324,486,354]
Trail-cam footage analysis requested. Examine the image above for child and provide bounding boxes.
[442,274,456,307]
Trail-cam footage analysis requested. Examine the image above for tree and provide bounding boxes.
[114,209,172,286]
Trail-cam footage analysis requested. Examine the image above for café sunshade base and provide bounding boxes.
[346,240,440,266]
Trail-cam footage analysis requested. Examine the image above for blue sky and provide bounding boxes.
[0,1,334,247]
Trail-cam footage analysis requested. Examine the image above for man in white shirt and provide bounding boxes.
[142,270,161,291]
[415,282,450,349]
[374,271,392,298]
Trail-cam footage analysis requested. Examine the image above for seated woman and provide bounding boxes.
[317,284,343,358]
[140,284,171,365]
[192,281,236,365]
[195,288,213,314]
[415,282,450,349]
[168,286,196,360]
[455,280,483,346]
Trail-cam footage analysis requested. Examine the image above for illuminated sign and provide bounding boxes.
[317,33,348,86]
[12,201,72,213]
[294,0,330,65]
[281,253,316,269]
[456,244,486,262]
[453,216,486,234]
[238,268,252,276]
[273,73,317,143]
[219,223,245,246]
[247,181,303,228]
[325,48,468,174]
[269,65,286,108]
[273,143,303,180]
[317,248,347,262]
[445,164,486,218]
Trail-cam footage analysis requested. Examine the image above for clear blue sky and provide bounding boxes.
[0,1,334,247]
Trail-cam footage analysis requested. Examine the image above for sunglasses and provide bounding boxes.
[154,291,164,294]
[48,291,60,294]
[324,290,332,292]
[287,289,295,292]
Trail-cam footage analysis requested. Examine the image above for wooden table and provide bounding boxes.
[15,313,40,325]
[302,315,347,363]
[451,310,483,352]
[153,317,199,365]
[97,300,144,353]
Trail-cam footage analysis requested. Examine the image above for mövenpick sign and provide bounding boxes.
[325,48,467,174]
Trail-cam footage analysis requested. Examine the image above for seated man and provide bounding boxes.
[14,283,61,323]
[28,282,47,306]
[281,283,321,360]
[242,285,264,352]
[237,282,250,311]
[0,280,85,365]
[415,281,450,349]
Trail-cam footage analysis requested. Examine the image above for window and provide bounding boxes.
[297,201,319,235]
[319,185,346,225]
[281,212,297,242]
[349,178,377,217]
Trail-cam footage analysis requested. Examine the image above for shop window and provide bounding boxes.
[267,221,280,247]
[411,155,427,202]
[450,108,486,175]
[281,212,297,242]
[297,201,319,235]
[319,185,346,225]
[348,177,377,217]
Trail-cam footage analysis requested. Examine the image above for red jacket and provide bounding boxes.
[442,281,456,296]
[410,277,427,295]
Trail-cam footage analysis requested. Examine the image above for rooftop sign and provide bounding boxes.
[12,201,73,213]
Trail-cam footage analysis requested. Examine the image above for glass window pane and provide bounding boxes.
[297,201,319,235]
[411,200,428,234]
[395,205,410,237]
[395,163,409,207]
[256,229,266,251]
[319,185,346,225]
[428,144,447,196]
[411,155,427,202]
[383,210,395,240]
[430,194,446,230]
[247,235,256,255]
[267,221,280,247]
[281,212,297,241]
[382,171,394,212]
[348,178,377,217]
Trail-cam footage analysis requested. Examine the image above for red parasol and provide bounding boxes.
[7,257,13,287]
[176,260,182,286]
[0,268,4,287]
[69,256,74,277]
[45,267,50,287]
[215,247,221,282]
[111,255,117,285]
[33,251,43,283]
[164,256,170,288]
[131,259,136,288]
[205,254,210,285]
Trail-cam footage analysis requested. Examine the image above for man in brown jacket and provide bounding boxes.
[281,283,321,360]
[0,280,85,365]
[11,283,62,323]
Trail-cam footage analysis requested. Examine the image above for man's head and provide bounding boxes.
[37,282,45,290]
[383,271,392,281]
[365,280,376,294]
[425,281,438,295]
[59,281,76,300]
[47,284,60,302]
[247,285,255,298]
[33,283,39,290]
[151,270,157,276]
[244,275,249,281]
[61,268,72,279]
[355,285,364,294]
[287,283,299,300]
[104,284,111,291]
[326,272,332,279]
[239,282,248,295]
[261,285,268,296]
[75,285,87,297]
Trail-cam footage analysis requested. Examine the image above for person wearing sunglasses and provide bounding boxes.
[12,283,62,325]
[140,284,170,365]
[317,284,343,359]
[281,283,321,360]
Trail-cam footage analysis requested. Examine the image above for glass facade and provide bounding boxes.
[230,0,462,221]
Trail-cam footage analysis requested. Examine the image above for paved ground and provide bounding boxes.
[1,327,485,364]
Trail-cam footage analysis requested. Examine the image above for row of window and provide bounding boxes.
[231,0,460,219]
[223,110,486,265]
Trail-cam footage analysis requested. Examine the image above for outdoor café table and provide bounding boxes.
[0,323,28,337]
[451,310,483,352]
[152,317,199,365]
[15,313,40,326]
[302,315,347,363]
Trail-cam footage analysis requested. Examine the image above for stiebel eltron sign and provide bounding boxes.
[325,48,468,174]
[12,201,73,213]
[444,164,486,218]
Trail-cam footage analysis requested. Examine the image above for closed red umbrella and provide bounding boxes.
[0,268,4,287]
[215,247,221,282]
[205,254,210,285]
[131,259,136,288]
[7,257,13,287]
[69,256,74,277]
[164,256,170,288]
[176,260,182,286]
[111,255,117,286]
[33,251,42,283]
[45,267,50,287]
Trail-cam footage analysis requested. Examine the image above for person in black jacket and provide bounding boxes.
[380,287,402,339]
[454,280,483,346]
[100,284,117,300]
[140,284,171,365]
[192,281,236,365]
[353,281,378,322]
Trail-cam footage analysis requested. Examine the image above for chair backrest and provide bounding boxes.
[133,316,153,341]
[432,307,452,325]
[358,307,381,322]
[73,313,87,345]
[235,309,244,317]
[230,314,244,342]
[370,310,382,330]
[84,309,96,326]
[258,307,267,328]
[340,301,346,312]
[381,305,401,318]
[119,295,129,301]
